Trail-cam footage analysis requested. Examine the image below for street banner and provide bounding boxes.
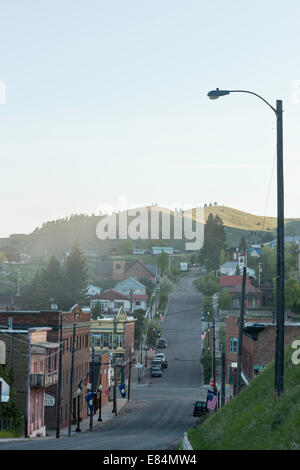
[119,384,126,398]
[207,390,217,410]
[85,392,95,412]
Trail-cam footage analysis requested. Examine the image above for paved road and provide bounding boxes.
[0,272,203,450]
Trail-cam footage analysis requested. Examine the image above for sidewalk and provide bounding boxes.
[0,398,129,444]
[47,397,129,437]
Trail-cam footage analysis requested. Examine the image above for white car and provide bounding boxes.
[155,352,165,362]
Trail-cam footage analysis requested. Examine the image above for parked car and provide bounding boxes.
[193,400,208,417]
[155,352,165,360]
[158,338,167,349]
[151,358,162,368]
[155,353,168,368]
[151,366,162,377]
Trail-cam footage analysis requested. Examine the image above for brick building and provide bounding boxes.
[0,304,91,431]
[95,259,157,283]
[241,322,300,384]
[90,307,135,383]
[220,275,263,309]
[224,315,273,384]
[0,327,59,437]
[89,351,110,411]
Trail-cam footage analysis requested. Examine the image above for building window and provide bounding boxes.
[103,332,112,348]
[114,301,124,309]
[229,337,238,353]
[254,365,266,376]
[117,334,123,348]
[92,333,101,347]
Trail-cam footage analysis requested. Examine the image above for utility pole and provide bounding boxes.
[236,266,247,395]
[112,363,117,416]
[145,345,148,369]
[221,347,225,407]
[212,317,216,395]
[275,99,285,400]
[89,347,95,431]
[258,262,262,286]
[8,317,13,370]
[127,357,133,402]
[98,356,103,422]
[75,392,81,432]
[16,272,21,296]
[68,323,76,437]
[56,314,63,438]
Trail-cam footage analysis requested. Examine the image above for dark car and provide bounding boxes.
[193,400,208,417]
[151,366,162,377]
[158,338,167,349]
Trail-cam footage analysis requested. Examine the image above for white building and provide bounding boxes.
[87,284,102,297]
[114,277,147,296]
[220,261,255,278]
[152,246,174,255]
[114,278,148,311]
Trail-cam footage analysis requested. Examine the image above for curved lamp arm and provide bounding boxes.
[228,90,277,114]
[207,88,277,115]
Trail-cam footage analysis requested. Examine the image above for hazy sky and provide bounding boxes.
[1,0,299,237]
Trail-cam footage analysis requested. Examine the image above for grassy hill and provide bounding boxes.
[203,205,299,231]
[1,205,299,257]
[188,345,300,450]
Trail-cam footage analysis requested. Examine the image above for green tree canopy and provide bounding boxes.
[62,243,88,309]
[199,213,226,273]
[285,277,300,314]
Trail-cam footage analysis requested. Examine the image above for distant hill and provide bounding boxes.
[188,345,300,450]
[1,206,299,256]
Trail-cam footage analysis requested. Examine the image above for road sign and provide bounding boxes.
[157,330,161,338]
[209,378,214,388]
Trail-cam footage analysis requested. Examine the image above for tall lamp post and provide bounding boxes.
[98,384,103,422]
[207,88,284,399]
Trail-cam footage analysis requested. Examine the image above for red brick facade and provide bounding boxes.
[0,305,91,431]
[225,316,273,384]
[242,323,300,382]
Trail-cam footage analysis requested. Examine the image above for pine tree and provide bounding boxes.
[43,256,64,309]
[200,213,226,273]
[21,269,48,310]
[62,243,88,310]
[239,235,247,252]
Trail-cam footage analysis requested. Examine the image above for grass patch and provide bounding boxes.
[0,429,21,438]
[188,345,300,450]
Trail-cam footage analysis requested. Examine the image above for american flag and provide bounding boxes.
[201,331,206,340]
[207,391,217,411]
[160,314,163,321]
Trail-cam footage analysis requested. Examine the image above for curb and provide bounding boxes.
[182,432,194,450]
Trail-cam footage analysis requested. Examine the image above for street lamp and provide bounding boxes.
[97,384,103,422]
[75,389,82,432]
[207,88,284,399]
